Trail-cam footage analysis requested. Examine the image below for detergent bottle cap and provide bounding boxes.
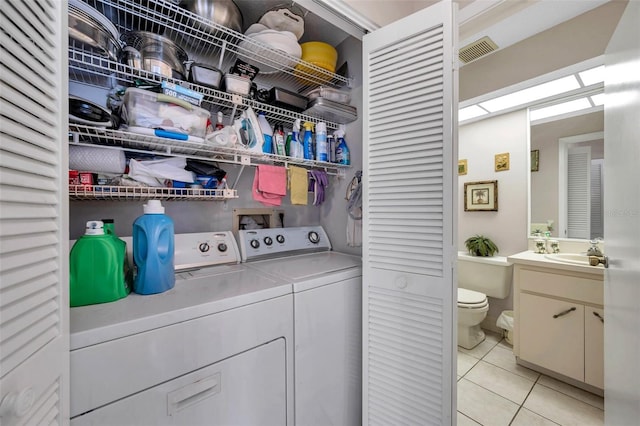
[84,220,105,236]
[143,199,165,214]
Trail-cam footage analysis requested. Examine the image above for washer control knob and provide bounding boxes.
[250,239,260,249]
[198,242,210,253]
[308,231,320,244]
[276,235,285,244]
[217,243,227,252]
[264,236,273,246]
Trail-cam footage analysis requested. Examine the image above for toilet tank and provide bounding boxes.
[457,251,513,299]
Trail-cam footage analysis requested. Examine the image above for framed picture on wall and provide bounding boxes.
[458,159,468,175]
[464,180,498,211]
[531,149,540,172]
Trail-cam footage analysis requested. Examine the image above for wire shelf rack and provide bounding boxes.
[69,185,238,201]
[68,48,346,129]
[73,0,351,93]
[68,124,350,175]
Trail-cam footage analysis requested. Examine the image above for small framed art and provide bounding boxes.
[531,149,540,172]
[495,153,510,172]
[458,159,468,175]
[464,180,498,211]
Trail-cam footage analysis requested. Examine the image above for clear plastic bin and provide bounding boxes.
[305,86,351,104]
[122,87,210,138]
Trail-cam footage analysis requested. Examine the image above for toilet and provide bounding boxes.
[457,252,513,349]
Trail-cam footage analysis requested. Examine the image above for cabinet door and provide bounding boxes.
[0,1,69,424]
[520,293,584,381]
[585,307,604,389]
[71,338,287,426]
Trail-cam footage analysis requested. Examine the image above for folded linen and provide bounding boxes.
[288,166,308,205]
[253,164,287,206]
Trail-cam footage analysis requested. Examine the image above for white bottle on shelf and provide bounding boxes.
[315,121,328,162]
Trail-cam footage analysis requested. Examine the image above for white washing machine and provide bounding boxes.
[70,231,294,426]
[238,226,363,426]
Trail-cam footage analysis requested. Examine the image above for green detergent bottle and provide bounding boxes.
[70,220,131,307]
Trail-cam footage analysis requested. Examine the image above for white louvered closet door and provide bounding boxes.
[362,1,457,424]
[0,1,69,425]
[567,146,591,239]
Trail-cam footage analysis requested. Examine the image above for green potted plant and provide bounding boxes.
[464,235,499,257]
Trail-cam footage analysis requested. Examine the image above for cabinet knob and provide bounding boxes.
[0,388,35,419]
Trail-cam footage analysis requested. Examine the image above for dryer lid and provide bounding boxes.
[458,288,487,304]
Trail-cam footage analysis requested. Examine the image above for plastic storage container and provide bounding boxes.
[132,200,175,295]
[70,220,131,307]
[121,87,210,138]
[305,86,351,104]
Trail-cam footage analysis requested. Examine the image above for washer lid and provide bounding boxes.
[458,288,487,304]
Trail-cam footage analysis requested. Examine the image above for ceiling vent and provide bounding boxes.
[459,36,498,63]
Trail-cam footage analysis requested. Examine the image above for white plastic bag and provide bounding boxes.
[128,157,195,187]
[496,310,514,345]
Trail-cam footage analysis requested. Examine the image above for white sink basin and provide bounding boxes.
[544,253,590,265]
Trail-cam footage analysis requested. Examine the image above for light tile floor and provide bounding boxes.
[457,330,604,426]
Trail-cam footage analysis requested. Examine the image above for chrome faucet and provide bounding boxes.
[586,238,604,257]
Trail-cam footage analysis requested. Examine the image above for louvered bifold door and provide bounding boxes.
[567,146,591,239]
[0,1,69,425]
[362,1,457,425]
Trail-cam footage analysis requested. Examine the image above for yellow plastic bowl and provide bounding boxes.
[299,41,337,72]
[295,42,337,84]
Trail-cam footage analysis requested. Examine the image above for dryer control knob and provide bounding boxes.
[264,237,273,246]
[198,242,210,253]
[217,243,227,252]
[250,239,260,249]
[276,235,285,244]
[308,231,320,244]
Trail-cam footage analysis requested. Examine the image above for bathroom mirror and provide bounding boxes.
[529,109,604,240]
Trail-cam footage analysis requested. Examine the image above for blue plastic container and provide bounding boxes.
[132,200,175,295]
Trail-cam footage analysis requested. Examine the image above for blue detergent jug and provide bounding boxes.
[132,200,175,295]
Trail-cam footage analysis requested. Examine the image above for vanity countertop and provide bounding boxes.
[508,251,605,277]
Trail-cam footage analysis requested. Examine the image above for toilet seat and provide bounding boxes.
[458,288,488,309]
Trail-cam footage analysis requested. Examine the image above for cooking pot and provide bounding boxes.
[69,0,121,61]
[180,0,243,34]
[121,32,189,80]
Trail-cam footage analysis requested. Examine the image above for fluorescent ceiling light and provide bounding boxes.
[479,75,581,112]
[459,105,488,121]
[591,93,605,106]
[579,65,605,86]
[530,98,592,121]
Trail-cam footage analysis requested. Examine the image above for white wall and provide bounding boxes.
[458,110,529,256]
[458,110,530,331]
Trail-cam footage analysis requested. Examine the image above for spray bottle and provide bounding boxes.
[334,124,350,165]
[302,121,314,160]
[290,119,303,159]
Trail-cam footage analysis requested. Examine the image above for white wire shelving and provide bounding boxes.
[69,185,238,201]
[68,124,350,174]
[70,0,355,128]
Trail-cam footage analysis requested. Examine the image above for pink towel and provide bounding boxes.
[253,165,287,206]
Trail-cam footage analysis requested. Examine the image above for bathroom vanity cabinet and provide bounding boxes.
[509,252,604,393]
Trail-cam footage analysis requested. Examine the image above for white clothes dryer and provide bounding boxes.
[238,226,363,426]
[70,231,294,426]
